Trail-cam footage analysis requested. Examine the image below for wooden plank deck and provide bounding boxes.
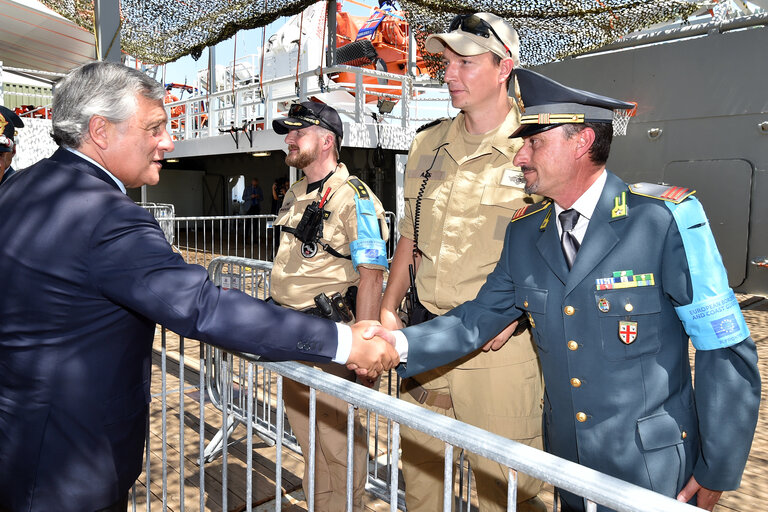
[136,297,768,511]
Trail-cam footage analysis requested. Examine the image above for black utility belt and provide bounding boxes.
[271,287,357,323]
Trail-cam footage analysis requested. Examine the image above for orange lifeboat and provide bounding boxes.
[333,0,425,104]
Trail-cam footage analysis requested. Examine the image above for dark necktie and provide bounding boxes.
[559,209,581,270]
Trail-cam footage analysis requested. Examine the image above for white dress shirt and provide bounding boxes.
[553,170,607,245]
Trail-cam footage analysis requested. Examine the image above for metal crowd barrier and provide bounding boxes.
[140,210,398,267]
[201,257,290,462]
[201,256,403,507]
[139,202,176,245]
[128,253,701,512]
[172,214,279,267]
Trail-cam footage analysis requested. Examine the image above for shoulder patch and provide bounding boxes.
[346,176,370,199]
[510,199,552,223]
[415,117,449,134]
[628,183,695,204]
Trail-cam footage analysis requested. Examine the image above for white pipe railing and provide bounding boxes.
[164,64,453,143]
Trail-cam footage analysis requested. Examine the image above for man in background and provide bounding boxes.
[242,177,264,214]
[0,105,25,185]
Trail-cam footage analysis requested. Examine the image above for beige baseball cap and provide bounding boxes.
[425,13,519,65]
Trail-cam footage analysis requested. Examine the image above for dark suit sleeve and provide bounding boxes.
[87,202,338,362]
[661,203,761,491]
[397,224,523,377]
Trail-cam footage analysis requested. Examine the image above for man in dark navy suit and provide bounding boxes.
[0,61,397,512]
[358,69,760,511]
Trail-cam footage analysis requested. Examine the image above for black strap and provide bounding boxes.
[318,241,351,260]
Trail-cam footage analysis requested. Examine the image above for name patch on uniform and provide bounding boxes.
[500,168,526,189]
[595,270,655,290]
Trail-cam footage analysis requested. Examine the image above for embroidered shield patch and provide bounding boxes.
[302,241,318,258]
[618,321,638,345]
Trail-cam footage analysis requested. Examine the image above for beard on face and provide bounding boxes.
[285,144,318,170]
[521,166,539,195]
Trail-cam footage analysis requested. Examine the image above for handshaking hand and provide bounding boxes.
[345,320,399,380]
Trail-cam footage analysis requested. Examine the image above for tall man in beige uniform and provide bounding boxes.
[379,13,545,512]
[271,102,389,511]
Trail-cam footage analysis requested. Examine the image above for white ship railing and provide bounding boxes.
[164,64,453,145]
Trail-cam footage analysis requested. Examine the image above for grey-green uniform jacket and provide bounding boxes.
[398,171,761,511]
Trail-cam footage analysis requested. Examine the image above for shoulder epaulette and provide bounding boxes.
[628,183,695,204]
[415,117,449,134]
[346,176,370,199]
[510,199,552,222]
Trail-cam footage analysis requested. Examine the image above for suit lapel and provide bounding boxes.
[536,204,569,285]
[564,172,628,296]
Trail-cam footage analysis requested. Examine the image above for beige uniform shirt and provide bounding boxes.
[272,163,389,310]
[401,102,539,315]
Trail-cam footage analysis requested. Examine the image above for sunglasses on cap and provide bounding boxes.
[288,103,339,136]
[448,14,511,57]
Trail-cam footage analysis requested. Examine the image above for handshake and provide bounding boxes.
[344,320,399,380]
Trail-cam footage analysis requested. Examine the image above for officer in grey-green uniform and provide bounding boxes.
[393,69,761,512]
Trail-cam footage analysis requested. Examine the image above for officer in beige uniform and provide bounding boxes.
[271,102,389,511]
[379,13,545,512]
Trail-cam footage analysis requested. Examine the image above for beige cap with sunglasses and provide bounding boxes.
[425,13,519,65]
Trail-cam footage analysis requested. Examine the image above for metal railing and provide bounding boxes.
[140,207,399,266]
[164,64,454,145]
[138,202,176,245]
[172,214,279,267]
[129,254,701,512]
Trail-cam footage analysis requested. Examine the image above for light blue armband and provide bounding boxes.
[350,195,388,270]
[668,198,749,349]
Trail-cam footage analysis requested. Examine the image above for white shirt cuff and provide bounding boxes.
[394,329,408,362]
[333,323,408,364]
[334,323,352,364]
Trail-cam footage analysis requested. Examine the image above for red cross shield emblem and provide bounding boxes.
[618,321,638,345]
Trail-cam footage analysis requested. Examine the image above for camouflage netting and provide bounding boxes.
[41,0,699,68]
[405,0,701,76]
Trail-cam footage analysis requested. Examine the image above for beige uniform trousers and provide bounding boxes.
[283,361,368,512]
[400,333,546,512]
